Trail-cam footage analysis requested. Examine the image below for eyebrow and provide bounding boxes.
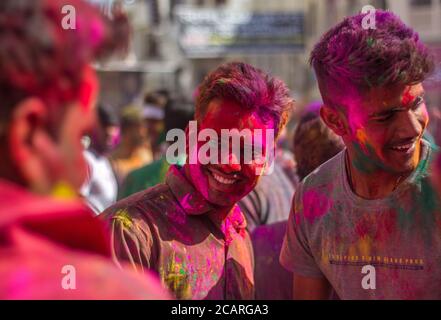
[369,92,425,118]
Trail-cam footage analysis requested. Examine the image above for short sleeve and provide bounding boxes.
[279,184,324,278]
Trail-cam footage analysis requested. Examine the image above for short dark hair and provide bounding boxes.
[0,0,129,131]
[195,62,294,136]
[97,103,119,128]
[119,106,143,133]
[310,10,434,109]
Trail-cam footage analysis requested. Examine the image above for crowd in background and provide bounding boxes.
[2,0,441,300]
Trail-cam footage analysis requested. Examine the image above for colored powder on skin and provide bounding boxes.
[352,140,401,175]
[79,66,97,112]
[401,87,415,107]
[89,19,105,48]
[355,129,369,151]
[51,181,77,200]
[388,144,440,245]
[8,268,33,299]
[351,143,378,174]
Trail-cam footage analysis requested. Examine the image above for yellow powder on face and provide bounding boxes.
[51,181,77,200]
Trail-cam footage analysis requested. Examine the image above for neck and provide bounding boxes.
[182,164,235,216]
[345,151,414,200]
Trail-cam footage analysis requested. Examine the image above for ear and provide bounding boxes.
[8,98,58,193]
[320,105,348,137]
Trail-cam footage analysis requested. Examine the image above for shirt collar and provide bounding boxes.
[165,165,247,231]
[166,165,212,215]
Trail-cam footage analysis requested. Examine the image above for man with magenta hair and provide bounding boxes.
[101,62,293,299]
[280,10,441,299]
[0,0,168,299]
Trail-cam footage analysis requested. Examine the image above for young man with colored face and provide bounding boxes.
[0,0,168,299]
[280,10,441,299]
[101,62,293,299]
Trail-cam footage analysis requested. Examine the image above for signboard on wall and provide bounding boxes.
[175,6,305,58]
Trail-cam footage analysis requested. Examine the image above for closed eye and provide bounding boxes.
[412,96,425,110]
[373,113,394,123]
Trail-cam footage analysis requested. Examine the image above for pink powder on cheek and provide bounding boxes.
[89,19,105,48]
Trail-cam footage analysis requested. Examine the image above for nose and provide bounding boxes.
[396,110,425,141]
[218,152,242,173]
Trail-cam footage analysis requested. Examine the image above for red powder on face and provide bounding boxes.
[401,87,415,107]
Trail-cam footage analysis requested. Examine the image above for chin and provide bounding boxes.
[206,192,240,208]
[386,161,417,175]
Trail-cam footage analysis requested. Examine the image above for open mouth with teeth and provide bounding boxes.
[205,166,243,191]
[389,142,416,153]
[211,172,236,185]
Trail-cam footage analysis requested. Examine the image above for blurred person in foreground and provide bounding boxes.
[0,0,168,299]
[110,105,153,186]
[120,103,193,199]
[81,104,119,214]
[100,62,294,299]
[280,10,441,299]
[251,105,344,300]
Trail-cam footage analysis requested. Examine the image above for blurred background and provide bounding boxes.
[80,0,441,213]
[91,0,441,115]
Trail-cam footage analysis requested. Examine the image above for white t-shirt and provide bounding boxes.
[280,140,441,299]
[81,150,118,214]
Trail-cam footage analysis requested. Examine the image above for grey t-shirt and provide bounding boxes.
[280,140,441,299]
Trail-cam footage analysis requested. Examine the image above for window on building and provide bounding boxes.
[410,0,432,7]
[215,0,227,5]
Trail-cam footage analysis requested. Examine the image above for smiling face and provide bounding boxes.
[342,83,429,175]
[6,66,99,195]
[185,98,275,208]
